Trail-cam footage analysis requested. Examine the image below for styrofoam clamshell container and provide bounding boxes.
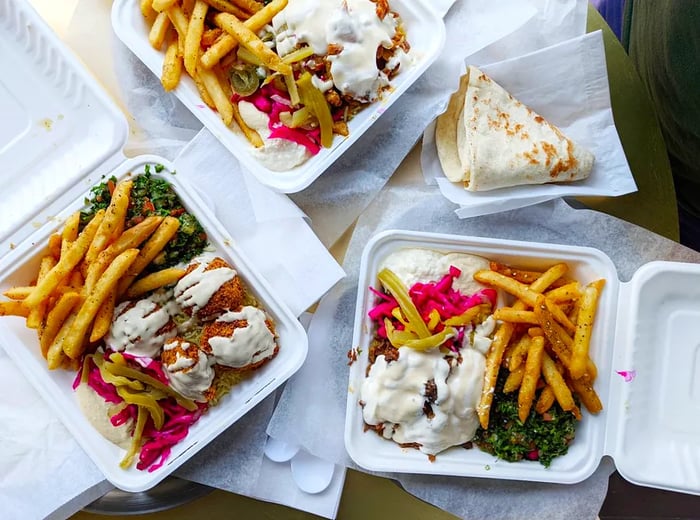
[110,0,446,193]
[0,157,308,493]
[345,229,700,495]
[0,0,307,494]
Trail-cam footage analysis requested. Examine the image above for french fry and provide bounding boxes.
[117,217,181,297]
[541,351,577,414]
[0,301,30,318]
[493,307,538,325]
[527,326,544,337]
[198,63,234,126]
[570,282,603,379]
[3,286,33,300]
[90,289,116,344]
[477,321,515,429]
[535,384,556,415]
[47,312,76,370]
[489,261,569,289]
[161,37,183,91]
[86,180,133,265]
[184,1,209,76]
[140,0,158,23]
[61,211,81,256]
[85,216,163,292]
[23,210,104,309]
[182,0,196,17]
[473,270,540,308]
[125,267,187,299]
[213,13,292,75]
[204,0,251,19]
[63,249,140,359]
[40,291,81,358]
[232,0,263,13]
[569,376,603,414]
[149,11,171,50]
[545,281,582,303]
[166,4,190,41]
[507,333,531,371]
[543,295,576,335]
[503,365,524,393]
[152,0,178,12]
[26,255,57,329]
[48,233,62,260]
[518,335,544,422]
[192,70,217,108]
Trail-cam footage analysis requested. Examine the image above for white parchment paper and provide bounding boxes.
[267,184,700,519]
[421,31,637,218]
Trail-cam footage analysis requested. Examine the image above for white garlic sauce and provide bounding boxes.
[162,339,215,402]
[272,0,401,101]
[106,299,176,358]
[173,261,237,314]
[206,306,276,368]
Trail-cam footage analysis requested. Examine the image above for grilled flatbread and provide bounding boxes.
[436,65,594,191]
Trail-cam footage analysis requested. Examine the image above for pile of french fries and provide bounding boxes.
[0,178,188,371]
[141,0,289,146]
[474,261,605,427]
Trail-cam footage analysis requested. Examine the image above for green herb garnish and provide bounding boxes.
[473,373,577,467]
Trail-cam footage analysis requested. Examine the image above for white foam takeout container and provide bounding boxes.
[110,0,446,193]
[345,229,700,495]
[0,0,308,494]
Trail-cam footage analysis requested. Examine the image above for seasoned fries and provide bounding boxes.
[476,259,604,432]
[0,175,198,371]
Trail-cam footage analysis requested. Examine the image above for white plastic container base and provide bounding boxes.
[110,0,446,193]
[0,157,308,493]
[345,229,700,495]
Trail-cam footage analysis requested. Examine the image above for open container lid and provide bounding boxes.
[0,0,128,246]
[607,260,700,495]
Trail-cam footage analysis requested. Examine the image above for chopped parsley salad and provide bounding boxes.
[81,164,208,271]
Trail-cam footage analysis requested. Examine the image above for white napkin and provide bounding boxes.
[172,128,346,317]
[421,31,637,217]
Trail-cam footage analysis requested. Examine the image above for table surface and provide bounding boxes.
[23,1,687,519]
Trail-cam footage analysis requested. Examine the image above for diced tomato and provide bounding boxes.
[107,179,116,195]
[143,199,155,213]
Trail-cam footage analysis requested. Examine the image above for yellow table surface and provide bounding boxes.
[24,1,679,518]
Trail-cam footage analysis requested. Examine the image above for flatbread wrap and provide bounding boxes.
[436,65,595,191]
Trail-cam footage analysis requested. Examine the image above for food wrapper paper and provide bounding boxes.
[421,30,638,218]
[267,185,700,520]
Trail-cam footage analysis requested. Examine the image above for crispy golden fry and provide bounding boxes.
[152,0,178,12]
[26,255,57,329]
[47,312,76,370]
[541,351,577,414]
[233,0,263,13]
[117,217,181,298]
[90,289,116,344]
[86,216,164,292]
[161,37,183,91]
[493,307,538,325]
[543,295,576,335]
[200,0,288,67]
[166,4,189,55]
[205,0,251,19]
[125,267,187,299]
[140,0,158,21]
[3,286,33,300]
[213,13,291,75]
[23,210,104,309]
[0,301,29,318]
[570,282,603,379]
[192,70,217,108]
[518,335,544,422]
[182,0,196,17]
[40,291,81,358]
[569,376,603,414]
[48,233,62,260]
[507,333,531,371]
[535,384,556,415]
[473,270,540,308]
[197,62,234,126]
[477,321,515,429]
[61,211,81,256]
[503,365,524,393]
[489,261,569,289]
[63,249,140,359]
[527,326,544,337]
[86,180,133,265]
[545,281,582,303]
[149,11,171,50]
[184,1,209,76]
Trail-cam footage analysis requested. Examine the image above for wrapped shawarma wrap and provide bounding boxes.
[436,65,595,191]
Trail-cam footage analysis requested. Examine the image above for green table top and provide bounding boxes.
[72,5,679,520]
